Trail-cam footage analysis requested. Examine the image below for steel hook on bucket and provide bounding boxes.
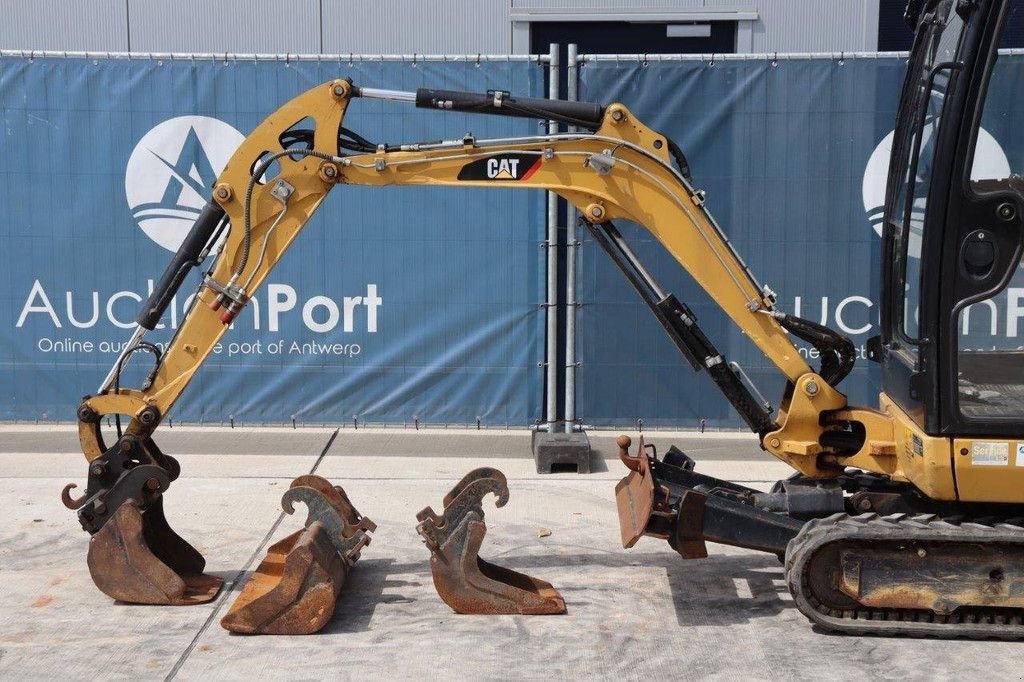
[61,483,88,510]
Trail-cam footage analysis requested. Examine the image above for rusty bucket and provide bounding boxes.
[416,467,565,615]
[221,475,376,635]
[63,443,223,606]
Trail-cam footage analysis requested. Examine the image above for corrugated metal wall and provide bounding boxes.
[0,0,128,51]
[0,0,880,55]
[126,0,321,53]
[746,0,880,52]
[513,0,708,7]
[322,1,511,54]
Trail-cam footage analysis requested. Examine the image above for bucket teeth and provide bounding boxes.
[221,475,375,635]
[416,467,566,615]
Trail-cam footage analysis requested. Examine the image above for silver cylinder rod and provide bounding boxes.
[97,325,147,393]
[353,87,417,103]
[545,43,560,431]
[604,224,669,301]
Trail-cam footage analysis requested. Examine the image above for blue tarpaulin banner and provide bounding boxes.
[0,56,546,425]
[4,54,1022,428]
[576,54,1024,428]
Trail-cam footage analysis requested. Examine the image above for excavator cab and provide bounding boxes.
[879,0,1024,438]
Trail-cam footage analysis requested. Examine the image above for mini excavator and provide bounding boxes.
[65,0,1024,637]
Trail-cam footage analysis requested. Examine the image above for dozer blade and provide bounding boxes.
[614,435,661,548]
[64,447,223,605]
[221,475,376,635]
[416,467,565,615]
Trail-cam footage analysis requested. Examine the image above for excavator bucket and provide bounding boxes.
[63,445,223,605]
[87,498,223,604]
[221,475,376,635]
[416,467,566,615]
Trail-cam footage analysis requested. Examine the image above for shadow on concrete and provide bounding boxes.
[208,569,245,583]
[326,550,792,629]
[321,558,417,634]
[588,453,610,474]
[663,553,792,627]
[506,550,792,627]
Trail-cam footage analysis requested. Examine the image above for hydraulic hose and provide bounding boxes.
[235,148,341,282]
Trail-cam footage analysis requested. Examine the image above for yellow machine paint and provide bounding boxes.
[78,80,1017,506]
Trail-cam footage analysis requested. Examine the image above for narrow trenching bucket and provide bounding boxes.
[416,467,566,615]
[221,475,376,635]
[87,498,224,604]
[63,442,223,606]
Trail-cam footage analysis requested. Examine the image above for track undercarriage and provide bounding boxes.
[615,435,1024,639]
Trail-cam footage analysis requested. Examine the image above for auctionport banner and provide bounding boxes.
[0,56,546,424]
[577,54,1024,428]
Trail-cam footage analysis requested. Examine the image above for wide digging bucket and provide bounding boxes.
[416,467,565,615]
[221,475,376,635]
[64,449,223,606]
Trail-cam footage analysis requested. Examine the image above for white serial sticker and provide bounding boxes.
[973,442,1009,466]
[1017,443,1024,466]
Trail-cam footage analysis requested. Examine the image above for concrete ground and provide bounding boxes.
[1,426,1022,681]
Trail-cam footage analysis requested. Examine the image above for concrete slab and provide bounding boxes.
[0,478,290,678]
[2,431,1022,680]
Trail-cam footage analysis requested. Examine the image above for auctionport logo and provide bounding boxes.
[125,116,244,252]
[862,124,1009,258]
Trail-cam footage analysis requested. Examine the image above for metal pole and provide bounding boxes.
[545,43,560,431]
[564,43,578,433]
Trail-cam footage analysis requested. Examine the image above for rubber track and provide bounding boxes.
[786,512,1024,639]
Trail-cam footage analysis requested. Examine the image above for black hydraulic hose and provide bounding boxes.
[235,148,340,281]
[339,126,377,152]
[663,135,692,181]
[777,314,856,387]
[280,126,379,154]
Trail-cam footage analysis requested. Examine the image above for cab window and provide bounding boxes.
[957,0,1024,419]
[888,1,966,357]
